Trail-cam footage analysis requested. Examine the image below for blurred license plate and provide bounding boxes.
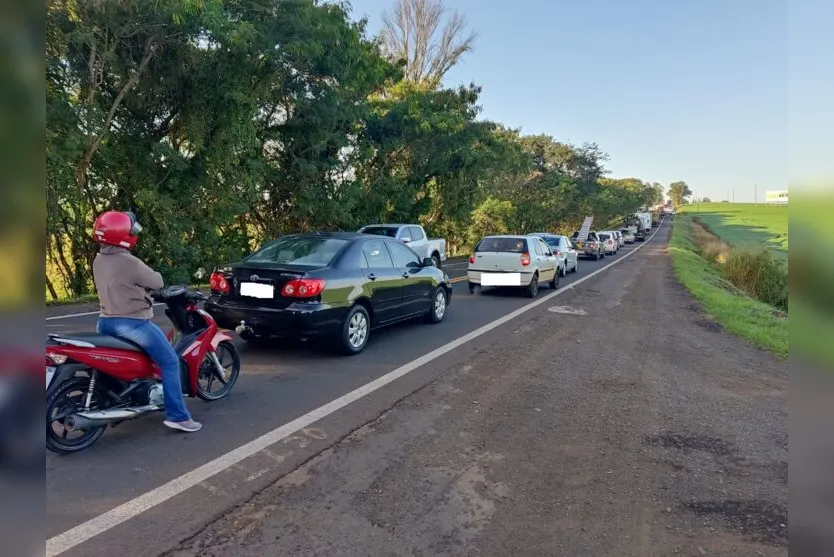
[240,282,274,298]
[46,366,56,390]
[481,273,521,286]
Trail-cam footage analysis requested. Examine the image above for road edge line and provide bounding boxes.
[46,223,665,557]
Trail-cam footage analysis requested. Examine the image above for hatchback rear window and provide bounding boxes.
[246,236,349,266]
[598,233,610,240]
[542,236,562,247]
[475,237,528,253]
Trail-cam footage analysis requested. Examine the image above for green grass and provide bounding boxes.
[682,202,788,259]
[668,214,787,358]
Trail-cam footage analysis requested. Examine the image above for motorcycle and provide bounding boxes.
[45,285,240,454]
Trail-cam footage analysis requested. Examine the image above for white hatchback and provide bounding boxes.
[468,235,560,298]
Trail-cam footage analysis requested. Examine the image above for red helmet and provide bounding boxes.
[93,211,143,249]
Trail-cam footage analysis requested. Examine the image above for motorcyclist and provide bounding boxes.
[91,211,202,433]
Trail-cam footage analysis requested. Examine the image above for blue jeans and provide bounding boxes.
[97,317,191,423]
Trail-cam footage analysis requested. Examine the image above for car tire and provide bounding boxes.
[594,253,601,261]
[468,282,480,295]
[560,265,566,277]
[426,287,448,323]
[340,304,370,355]
[549,270,559,290]
[432,254,442,269]
[572,261,578,273]
[526,273,539,298]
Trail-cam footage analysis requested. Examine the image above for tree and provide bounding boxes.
[668,181,693,207]
[651,182,665,205]
[380,0,476,86]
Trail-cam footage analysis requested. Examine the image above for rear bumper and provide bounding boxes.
[467,270,535,286]
[205,298,348,338]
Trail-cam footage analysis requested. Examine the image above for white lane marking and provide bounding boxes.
[46,303,164,321]
[46,223,664,557]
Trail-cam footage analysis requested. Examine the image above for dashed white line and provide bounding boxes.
[46,224,665,557]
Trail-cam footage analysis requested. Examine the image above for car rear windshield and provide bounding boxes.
[245,236,349,266]
[598,233,610,240]
[475,237,528,253]
[542,236,561,247]
[360,226,398,237]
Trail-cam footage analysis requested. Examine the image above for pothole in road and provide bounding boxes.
[694,318,723,332]
[684,499,788,546]
[645,432,731,456]
[547,305,587,316]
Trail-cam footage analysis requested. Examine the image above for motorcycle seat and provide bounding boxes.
[48,332,145,353]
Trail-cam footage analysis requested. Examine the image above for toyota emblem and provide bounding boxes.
[250,274,259,281]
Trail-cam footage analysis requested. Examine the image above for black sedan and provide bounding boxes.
[205,232,453,354]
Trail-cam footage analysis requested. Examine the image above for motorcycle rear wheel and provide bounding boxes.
[46,377,108,454]
[196,341,241,401]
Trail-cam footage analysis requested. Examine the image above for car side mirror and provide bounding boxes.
[401,237,411,243]
[422,257,434,267]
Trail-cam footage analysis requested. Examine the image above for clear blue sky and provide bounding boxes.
[347,0,828,203]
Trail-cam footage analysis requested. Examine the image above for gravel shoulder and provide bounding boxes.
[166,224,788,557]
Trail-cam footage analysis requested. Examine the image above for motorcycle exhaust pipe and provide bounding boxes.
[65,405,160,431]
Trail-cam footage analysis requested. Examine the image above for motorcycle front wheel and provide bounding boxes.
[46,376,108,454]
[196,341,241,401]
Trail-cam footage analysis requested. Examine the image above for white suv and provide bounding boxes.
[468,234,560,298]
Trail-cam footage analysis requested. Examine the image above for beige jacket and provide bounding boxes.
[93,245,164,319]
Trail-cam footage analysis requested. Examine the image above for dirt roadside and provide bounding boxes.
[166,224,788,557]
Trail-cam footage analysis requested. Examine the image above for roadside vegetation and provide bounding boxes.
[686,202,788,257]
[669,212,787,357]
[46,0,669,302]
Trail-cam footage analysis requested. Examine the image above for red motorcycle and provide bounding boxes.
[45,285,240,454]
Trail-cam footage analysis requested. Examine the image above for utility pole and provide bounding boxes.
[732,189,735,203]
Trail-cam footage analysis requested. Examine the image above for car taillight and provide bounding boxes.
[281,278,326,298]
[556,250,562,257]
[521,252,531,266]
[469,255,475,264]
[209,272,230,294]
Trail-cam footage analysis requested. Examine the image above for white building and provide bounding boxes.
[765,190,788,205]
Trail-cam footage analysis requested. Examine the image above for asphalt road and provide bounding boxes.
[46,235,658,556]
[167,222,786,557]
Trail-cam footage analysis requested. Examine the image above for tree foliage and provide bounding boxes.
[668,180,693,207]
[46,0,668,300]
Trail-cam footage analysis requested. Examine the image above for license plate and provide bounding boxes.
[46,366,56,390]
[239,282,274,298]
[481,272,521,286]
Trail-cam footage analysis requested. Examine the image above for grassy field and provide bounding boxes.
[668,213,787,358]
[683,202,788,259]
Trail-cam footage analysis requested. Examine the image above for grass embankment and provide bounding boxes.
[686,203,787,258]
[668,214,787,358]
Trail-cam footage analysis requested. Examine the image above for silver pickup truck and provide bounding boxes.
[357,224,448,268]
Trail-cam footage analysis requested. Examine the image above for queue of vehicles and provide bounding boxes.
[45,215,659,453]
